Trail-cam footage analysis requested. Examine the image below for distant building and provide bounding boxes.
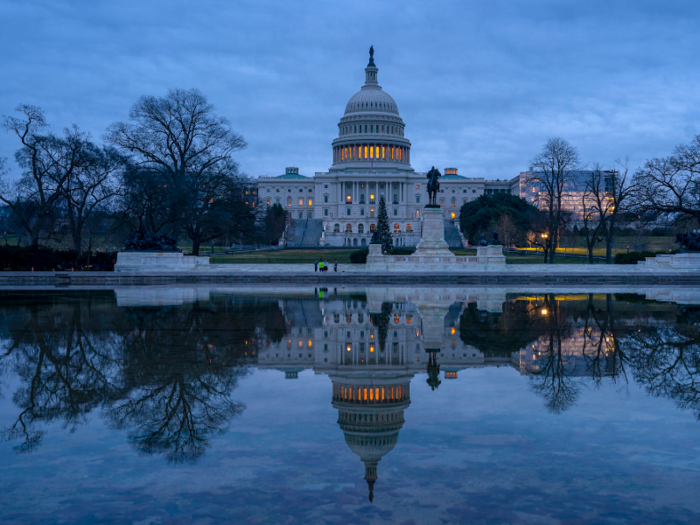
[517,170,616,223]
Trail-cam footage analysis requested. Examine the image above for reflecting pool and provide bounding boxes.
[1,286,700,524]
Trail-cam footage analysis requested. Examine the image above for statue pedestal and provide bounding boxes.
[476,245,506,266]
[413,208,455,259]
[366,243,388,271]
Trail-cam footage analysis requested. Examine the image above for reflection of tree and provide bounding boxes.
[458,300,543,356]
[0,292,287,463]
[623,306,700,419]
[106,299,276,463]
[370,302,392,352]
[0,292,119,452]
[579,294,630,387]
[527,295,579,413]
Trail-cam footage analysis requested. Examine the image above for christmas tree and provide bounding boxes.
[374,196,393,254]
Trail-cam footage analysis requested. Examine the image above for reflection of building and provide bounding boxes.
[331,370,412,501]
[257,50,519,247]
[258,288,521,500]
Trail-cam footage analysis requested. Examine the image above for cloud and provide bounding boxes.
[1,0,698,180]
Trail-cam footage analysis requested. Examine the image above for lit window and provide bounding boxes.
[308,199,313,206]
[406,224,412,232]
[299,198,303,206]
[394,224,400,233]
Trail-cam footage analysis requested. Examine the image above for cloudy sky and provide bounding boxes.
[1,0,699,180]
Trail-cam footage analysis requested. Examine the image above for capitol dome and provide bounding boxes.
[344,88,399,116]
[331,47,412,168]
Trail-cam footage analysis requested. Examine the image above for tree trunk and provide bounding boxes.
[191,238,201,256]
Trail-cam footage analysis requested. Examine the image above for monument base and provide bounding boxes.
[364,206,507,271]
[114,251,210,272]
[640,253,700,270]
[366,243,388,271]
[413,208,455,259]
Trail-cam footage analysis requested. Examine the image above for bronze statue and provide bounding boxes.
[426,166,441,207]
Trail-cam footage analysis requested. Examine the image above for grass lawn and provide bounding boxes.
[211,249,358,264]
[211,248,596,265]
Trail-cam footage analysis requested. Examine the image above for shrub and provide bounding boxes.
[614,250,672,265]
[0,246,117,271]
[389,247,415,255]
[349,248,369,264]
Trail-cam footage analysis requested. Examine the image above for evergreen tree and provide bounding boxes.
[375,196,393,254]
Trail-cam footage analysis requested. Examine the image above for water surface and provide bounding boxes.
[1,286,699,524]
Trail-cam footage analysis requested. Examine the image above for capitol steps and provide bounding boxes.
[443,220,464,249]
[286,219,324,247]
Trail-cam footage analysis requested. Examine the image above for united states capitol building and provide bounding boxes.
[257,49,519,248]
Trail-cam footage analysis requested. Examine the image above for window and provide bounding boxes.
[347,208,351,216]
[309,188,313,193]
[406,224,412,232]
[299,198,303,206]
[287,197,292,206]
[266,197,271,205]
[360,208,365,216]
[299,212,303,218]
[300,188,303,193]
[370,223,376,232]
[394,209,397,216]
[416,195,420,203]
[360,194,365,203]
[276,197,281,204]
[346,224,352,233]
[463,189,467,193]
[324,208,328,216]
[334,224,340,233]
[370,194,375,204]
[393,194,398,204]
[358,224,364,233]
[276,188,280,193]
[451,212,456,219]
[394,224,400,233]
[308,199,313,206]
[416,210,420,217]
[324,195,328,203]
[451,197,456,206]
[472,189,476,193]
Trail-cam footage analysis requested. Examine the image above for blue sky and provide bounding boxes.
[1,0,699,180]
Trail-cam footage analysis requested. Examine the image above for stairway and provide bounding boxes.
[286,219,324,247]
[443,220,464,249]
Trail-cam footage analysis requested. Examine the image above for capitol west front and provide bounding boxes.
[257,50,519,247]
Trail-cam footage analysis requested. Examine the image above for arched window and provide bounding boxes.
[299,198,303,206]
[287,196,292,206]
[346,224,352,233]
[358,224,364,233]
[416,210,420,217]
[406,224,412,232]
[370,223,376,232]
[334,224,340,233]
[394,224,400,233]
[451,197,456,206]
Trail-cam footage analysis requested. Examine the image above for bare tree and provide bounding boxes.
[1,105,86,247]
[63,144,124,254]
[630,135,700,226]
[581,164,610,263]
[106,89,247,254]
[604,158,633,263]
[528,138,581,263]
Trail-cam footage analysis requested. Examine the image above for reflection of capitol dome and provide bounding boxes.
[332,376,411,502]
